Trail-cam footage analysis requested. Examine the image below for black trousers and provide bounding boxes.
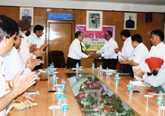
[102,59,118,70]
[122,64,134,78]
[66,57,80,69]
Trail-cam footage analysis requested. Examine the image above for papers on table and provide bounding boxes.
[132,81,149,87]
[13,102,38,110]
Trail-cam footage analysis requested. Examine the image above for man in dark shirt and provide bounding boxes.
[126,15,135,28]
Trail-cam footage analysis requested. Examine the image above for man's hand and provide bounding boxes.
[89,52,101,58]
[29,44,37,53]
[33,49,45,57]
[11,71,37,97]
[88,52,94,58]
[119,59,127,64]
[40,43,49,51]
[134,68,144,78]
[26,57,43,71]
[114,48,120,53]
[15,92,34,102]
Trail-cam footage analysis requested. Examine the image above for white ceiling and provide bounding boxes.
[72,0,165,5]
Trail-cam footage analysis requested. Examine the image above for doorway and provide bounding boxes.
[46,20,75,67]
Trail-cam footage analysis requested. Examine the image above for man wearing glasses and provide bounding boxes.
[91,30,118,69]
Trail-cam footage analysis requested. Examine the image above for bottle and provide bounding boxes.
[98,64,102,77]
[76,73,79,80]
[114,73,119,88]
[52,72,57,86]
[56,88,63,105]
[46,67,51,78]
[91,74,95,82]
[61,95,68,116]
[50,62,54,72]
[91,62,95,73]
[157,90,164,108]
[106,67,109,80]
[61,78,66,92]
[76,62,79,73]
[128,80,134,96]
[46,68,51,89]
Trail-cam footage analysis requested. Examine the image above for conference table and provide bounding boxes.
[9,68,161,116]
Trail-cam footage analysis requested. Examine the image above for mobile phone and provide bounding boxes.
[27,90,40,94]
[48,90,56,93]
[133,90,140,93]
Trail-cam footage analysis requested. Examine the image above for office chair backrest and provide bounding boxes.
[48,50,66,68]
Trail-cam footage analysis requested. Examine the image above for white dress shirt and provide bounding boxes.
[19,33,35,64]
[148,42,165,63]
[132,43,149,80]
[68,39,88,60]
[2,47,31,80]
[28,33,45,48]
[144,42,165,72]
[118,37,135,60]
[96,38,118,59]
[0,56,7,115]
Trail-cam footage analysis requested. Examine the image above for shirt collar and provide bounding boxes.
[124,37,131,44]
[154,42,164,48]
[32,33,40,39]
[107,37,113,43]
[136,43,143,49]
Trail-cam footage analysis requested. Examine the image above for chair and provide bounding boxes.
[48,50,66,68]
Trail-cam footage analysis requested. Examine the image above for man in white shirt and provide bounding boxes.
[17,19,44,64]
[148,29,165,62]
[28,24,45,48]
[119,34,149,80]
[67,31,92,68]
[114,30,135,77]
[0,15,36,115]
[2,34,42,80]
[93,30,118,69]
[28,25,48,69]
[135,29,165,75]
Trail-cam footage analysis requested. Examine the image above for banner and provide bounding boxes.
[76,25,115,51]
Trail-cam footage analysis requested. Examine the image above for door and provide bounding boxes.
[46,20,75,67]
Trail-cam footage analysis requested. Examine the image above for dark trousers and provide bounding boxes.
[102,59,118,69]
[33,56,43,70]
[122,64,134,78]
[66,57,80,69]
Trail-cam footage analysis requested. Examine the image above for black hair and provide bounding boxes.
[106,30,112,37]
[131,34,142,43]
[75,31,82,38]
[0,15,19,41]
[120,29,131,37]
[33,24,44,33]
[151,29,164,42]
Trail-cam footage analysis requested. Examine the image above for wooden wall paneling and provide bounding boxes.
[6,6,19,21]
[132,13,150,49]
[0,6,7,14]
[0,6,19,22]
[74,10,87,24]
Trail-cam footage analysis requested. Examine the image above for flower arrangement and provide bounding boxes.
[81,43,90,54]
[75,76,135,116]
